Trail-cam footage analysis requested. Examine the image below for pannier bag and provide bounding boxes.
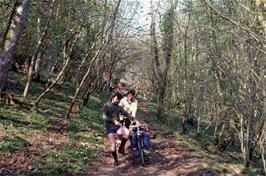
[130,132,150,149]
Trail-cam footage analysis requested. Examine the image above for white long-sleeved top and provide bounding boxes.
[119,96,138,118]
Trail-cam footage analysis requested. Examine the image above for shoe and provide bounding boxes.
[144,151,148,156]
[118,148,127,155]
[114,160,119,166]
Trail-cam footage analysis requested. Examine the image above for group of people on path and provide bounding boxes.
[102,81,140,166]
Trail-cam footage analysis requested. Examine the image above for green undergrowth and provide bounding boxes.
[38,143,96,175]
[0,136,31,153]
[140,102,264,175]
[0,72,108,174]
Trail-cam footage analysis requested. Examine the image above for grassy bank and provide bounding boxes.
[0,72,108,175]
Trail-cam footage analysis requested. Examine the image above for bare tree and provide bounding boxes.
[0,0,30,92]
[22,0,56,100]
[65,0,122,118]
[150,0,178,119]
[33,28,81,107]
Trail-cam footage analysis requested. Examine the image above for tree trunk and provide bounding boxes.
[32,51,43,82]
[183,13,191,116]
[74,31,100,85]
[150,0,163,119]
[255,0,266,35]
[44,42,59,85]
[260,121,266,174]
[32,17,42,82]
[23,0,56,100]
[65,0,122,119]
[65,44,103,118]
[0,0,30,91]
[150,1,178,119]
[33,31,81,107]
[79,74,100,110]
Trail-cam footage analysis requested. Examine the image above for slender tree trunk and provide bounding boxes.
[158,1,177,119]
[32,17,42,82]
[44,42,59,84]
[150,1,163,118]
[255,3,266,171]
[33,31,81,107]
[260,120,266,174]
[22,0,56,100]
[65,30,107,118]
[0,0,30,92]
[255,0,266,35]
[65,0,122,118]
[44,55,54,86]
[65,45,103,118]
[80,73,102,110]
[196,86,203,135]
[74,31,101,85]
[32,51,43,82]
[183,14,191,115]
[239,114,245,156]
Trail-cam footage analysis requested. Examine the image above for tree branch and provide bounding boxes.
[200,0,265,50]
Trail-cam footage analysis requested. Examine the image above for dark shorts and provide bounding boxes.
[106,125,119,134]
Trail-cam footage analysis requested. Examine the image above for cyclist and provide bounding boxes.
[112,82,126,97]
[102,92,137,166]
[119,89,138,150]
[119,89,138,127]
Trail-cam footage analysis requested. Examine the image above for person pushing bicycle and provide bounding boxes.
[102,92,139,166]
[119,89,139,150]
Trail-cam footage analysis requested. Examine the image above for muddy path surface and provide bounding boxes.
[87,128,214,176]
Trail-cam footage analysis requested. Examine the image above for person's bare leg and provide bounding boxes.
[117,126,130,155]
[117,126,130,138]
[107,133,118,165]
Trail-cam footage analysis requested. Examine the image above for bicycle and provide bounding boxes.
[130,122,149,167]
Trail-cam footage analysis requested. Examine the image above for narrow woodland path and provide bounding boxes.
[87,134,209,176]
[87,100,213,176]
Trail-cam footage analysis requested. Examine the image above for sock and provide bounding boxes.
[119,138,127,151]
[111,151,118,162]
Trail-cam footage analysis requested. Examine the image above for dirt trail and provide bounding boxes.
[87,100,213,176]
[87,135,211,176]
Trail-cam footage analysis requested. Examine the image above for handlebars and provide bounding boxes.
[129,122,148,132]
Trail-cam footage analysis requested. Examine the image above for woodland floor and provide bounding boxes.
[85,100,247,176]
[0,76,263,175]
